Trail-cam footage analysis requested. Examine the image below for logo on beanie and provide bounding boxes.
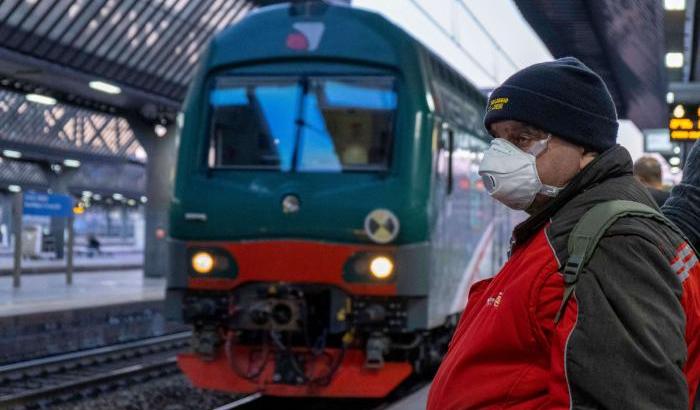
[488,97,509,111]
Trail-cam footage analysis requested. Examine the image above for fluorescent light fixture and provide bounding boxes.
[2,150,21,159]
[89,80,122,95]
[665,0,686,10]
[666,92,675,104]
[8,185,21,193]
[154,124,167,137]
[25,93,57,105]
[666,52,684,68]
[63,158,81,168]
[112,193,124,200]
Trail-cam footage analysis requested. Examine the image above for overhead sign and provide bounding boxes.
[23,192,74,217]
[669,103,700,141]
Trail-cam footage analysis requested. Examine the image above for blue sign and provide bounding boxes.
[23,192,74,217]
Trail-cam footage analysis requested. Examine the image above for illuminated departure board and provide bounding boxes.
[669,103,700,140]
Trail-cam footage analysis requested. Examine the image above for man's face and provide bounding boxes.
[489,120,590,212]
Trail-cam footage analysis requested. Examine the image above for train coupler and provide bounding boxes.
[365,332,389,369]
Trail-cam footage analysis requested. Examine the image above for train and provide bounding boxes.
[165,2,512,398]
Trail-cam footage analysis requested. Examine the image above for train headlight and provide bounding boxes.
[343,252,396,283]
[191,251,215,274]
[369,256,394,279]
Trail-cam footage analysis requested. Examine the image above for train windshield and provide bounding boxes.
[208,76,396,172]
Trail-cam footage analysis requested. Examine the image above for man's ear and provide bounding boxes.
[579,151,597,170]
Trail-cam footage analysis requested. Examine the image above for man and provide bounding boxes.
[634,156,670,207]
[427,57,700,409]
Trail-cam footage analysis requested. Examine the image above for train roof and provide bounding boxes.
[209,4,484,95]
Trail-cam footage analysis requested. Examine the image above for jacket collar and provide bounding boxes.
[511,144,633,246]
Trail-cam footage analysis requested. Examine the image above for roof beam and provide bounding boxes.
[0,46,179,120]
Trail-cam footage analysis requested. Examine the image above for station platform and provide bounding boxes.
[0,253,143,275]
[0,269,179,364]
[386,383,430,410]
[0,269,164,317]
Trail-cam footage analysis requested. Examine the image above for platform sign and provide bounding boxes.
[669,103,700,141]
[22,191,74,217]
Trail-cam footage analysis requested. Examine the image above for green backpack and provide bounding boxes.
[554,200,695,324]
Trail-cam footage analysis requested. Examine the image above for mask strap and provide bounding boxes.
[539,184,562,197]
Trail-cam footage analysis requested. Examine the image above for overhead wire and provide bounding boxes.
[454,0,520,70]
[407,0,521,83]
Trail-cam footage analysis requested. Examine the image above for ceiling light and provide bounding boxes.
[665,0,686,10]
[63,159,81,168]
[2,150,21,159]
[140,196,148,203]
[25,93,57,105]
[666,92,675,104]
[8,185,21,193]
[112,193,124,201]
[154,124,167,137]
[673,104,685,118]
[89,80,122,95]
[666,52,684,68]
[669,156,681,166]
[670,166,682,174]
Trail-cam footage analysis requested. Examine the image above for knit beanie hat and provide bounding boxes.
[484,57,618,153]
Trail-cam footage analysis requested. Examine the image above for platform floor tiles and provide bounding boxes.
[0,270,164,317]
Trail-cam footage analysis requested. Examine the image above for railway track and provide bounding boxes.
[0,331,191,409]
[212,378,429,410]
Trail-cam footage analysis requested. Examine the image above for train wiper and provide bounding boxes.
[294,118,327,137]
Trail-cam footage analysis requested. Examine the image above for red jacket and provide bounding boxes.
[428,147,700,409]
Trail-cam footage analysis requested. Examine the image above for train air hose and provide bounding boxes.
[225,330,271,381]
[225,290,351,386]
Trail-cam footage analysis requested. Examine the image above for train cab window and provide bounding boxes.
[298,77,396,172]
[208,78,301,170]
[207,75,396,173]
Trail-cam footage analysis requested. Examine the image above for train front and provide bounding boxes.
[166,4,432,398]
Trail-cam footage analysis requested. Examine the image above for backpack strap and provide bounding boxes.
[553,200,693,324]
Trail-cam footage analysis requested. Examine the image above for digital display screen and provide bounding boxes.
[644,129,674,154]
[669,103,700,140]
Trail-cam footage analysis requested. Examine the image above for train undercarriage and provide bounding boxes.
[178,283,455,397]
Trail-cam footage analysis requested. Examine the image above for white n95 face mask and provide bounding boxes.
[478,138,562,210]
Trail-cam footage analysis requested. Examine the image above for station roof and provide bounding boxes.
[0,160,146,199]
[0,0,264,194]
[0,0,258,121]
[514,0,667,130]
[0,89,143,164]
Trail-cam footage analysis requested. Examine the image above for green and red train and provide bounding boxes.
[166,2,511,398]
